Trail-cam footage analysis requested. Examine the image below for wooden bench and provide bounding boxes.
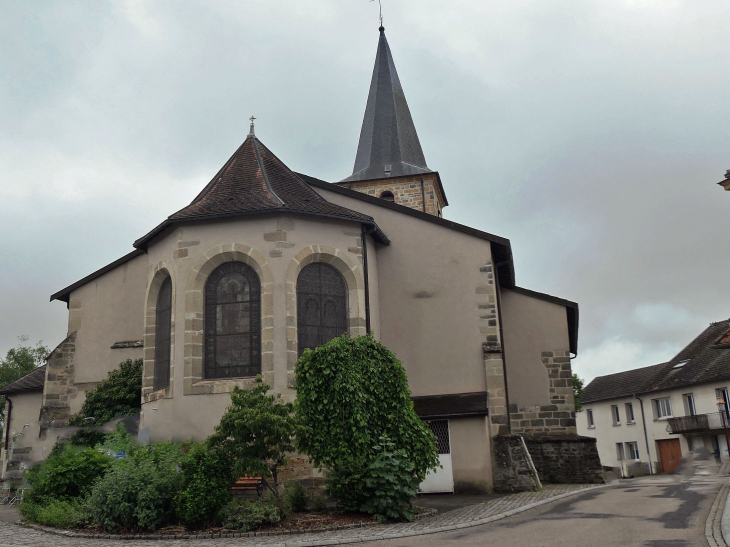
[231,476,264,497]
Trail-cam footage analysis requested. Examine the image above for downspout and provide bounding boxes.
[634,394,653,475]
[420,175,426,213]
[494,260,512,434]
[361,225,372,334]
[4,398,11,452]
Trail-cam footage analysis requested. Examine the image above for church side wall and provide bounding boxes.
[313,187,492,397]
[67,253,148,384]
[500,289,576,437]
[139,214,374,444]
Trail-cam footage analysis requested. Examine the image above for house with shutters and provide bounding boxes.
[1,25,590,493]
[578,320,730,476]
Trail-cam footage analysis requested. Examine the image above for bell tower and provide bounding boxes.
[339,26,448,217]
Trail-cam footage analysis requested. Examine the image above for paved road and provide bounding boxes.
[377,473,727,547]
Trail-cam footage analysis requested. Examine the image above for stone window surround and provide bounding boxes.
[143,263,176,404]
[285,245,367,389]
[183,245,274,396]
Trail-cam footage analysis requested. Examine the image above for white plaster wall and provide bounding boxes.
[578,380,730,473]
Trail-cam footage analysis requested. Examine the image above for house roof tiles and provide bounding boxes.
[0,365,46,396]
[582,320,730,404]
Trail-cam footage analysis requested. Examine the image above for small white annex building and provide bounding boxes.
[578,320,730,476]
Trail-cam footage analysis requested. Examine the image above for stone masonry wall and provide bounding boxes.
[39,332,77,430]
[340,173,445,217]
[477,261,508,437]
[524,437,604,484]
[510,350,577,438]
[492,435,540,492]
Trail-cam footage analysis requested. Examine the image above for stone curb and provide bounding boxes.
[20,507,438,541]
[706,479,730,547]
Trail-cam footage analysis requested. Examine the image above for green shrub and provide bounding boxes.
[325,458,367,512]
[359,435,421,521]
[295,335,438,509]
[283,481,308,513]
[25,444,112,503]
[88,443,184,532]
[19,498,90,529]
[218,498,281,531]
[175,443,234,528]
[98,422,136,455]
[207,377,297,512]
[69,429,107,447]
[69,359,142,426]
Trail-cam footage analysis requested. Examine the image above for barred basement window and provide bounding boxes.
[204,262,261,379]
[297,263,348,357]
[153,277,172,391]
[429,420,451,455]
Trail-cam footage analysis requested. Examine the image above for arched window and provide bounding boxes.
[204,262,261,379]
[379,191,395,202]
[297,263,348,357]
[153,277,172,391]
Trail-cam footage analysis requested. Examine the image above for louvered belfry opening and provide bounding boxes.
[297,263,348,357]
[204,262,261,379]
[153,277,173,391]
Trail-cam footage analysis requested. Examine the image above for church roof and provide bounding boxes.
[134,131,388,249]
[341,27,432,183]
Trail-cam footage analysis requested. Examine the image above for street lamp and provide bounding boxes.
[717,398,730,461]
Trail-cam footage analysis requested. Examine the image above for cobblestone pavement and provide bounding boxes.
[0,484,599,546]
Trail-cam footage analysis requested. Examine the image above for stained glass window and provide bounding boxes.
[153,277,172,391]
[204,262,261,379]
[297,263,348,357]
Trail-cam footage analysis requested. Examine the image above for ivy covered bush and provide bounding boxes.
[69,358,142,426]
[295,334,438,520]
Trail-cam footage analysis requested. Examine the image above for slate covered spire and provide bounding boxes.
[341,26,431,183]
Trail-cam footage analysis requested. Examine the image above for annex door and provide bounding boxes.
[419,420,454,493]
[658,439,682,473]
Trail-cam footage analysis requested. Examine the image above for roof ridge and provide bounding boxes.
[251,137,285,206]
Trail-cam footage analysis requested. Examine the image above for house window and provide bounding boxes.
[611,405,621,426]
[297,263,348,357]
[616,443,625,461]
[204,261,261,379]
[379,191,395,202]
[626,442,640,460]
[683,393,697,416]
[653,397,673,419]
[153,277,172,391]
[625,402,635,424]
[586,409,594,428]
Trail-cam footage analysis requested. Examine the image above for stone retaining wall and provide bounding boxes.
[524,436,604,484]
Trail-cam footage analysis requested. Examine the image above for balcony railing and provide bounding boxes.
[666,412,728,434]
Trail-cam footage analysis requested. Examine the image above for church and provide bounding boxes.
[1,26,591,493]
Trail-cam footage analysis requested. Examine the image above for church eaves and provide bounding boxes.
[341,26,432,183]
[133,132,388,249]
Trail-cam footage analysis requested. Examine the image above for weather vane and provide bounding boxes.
[249,115,256,136]
[370,0,383,28]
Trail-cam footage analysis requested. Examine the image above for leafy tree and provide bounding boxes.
[573,373,585,412]
[207,377,297,512]
[0,336,49,435]
[68,359,142,426]
[294,334,438,514]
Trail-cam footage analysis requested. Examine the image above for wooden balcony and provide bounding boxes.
[666,412,728,434]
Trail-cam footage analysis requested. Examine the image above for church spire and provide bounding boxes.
[341,26,431,183]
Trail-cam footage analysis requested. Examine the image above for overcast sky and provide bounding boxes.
[1,0,728,383]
